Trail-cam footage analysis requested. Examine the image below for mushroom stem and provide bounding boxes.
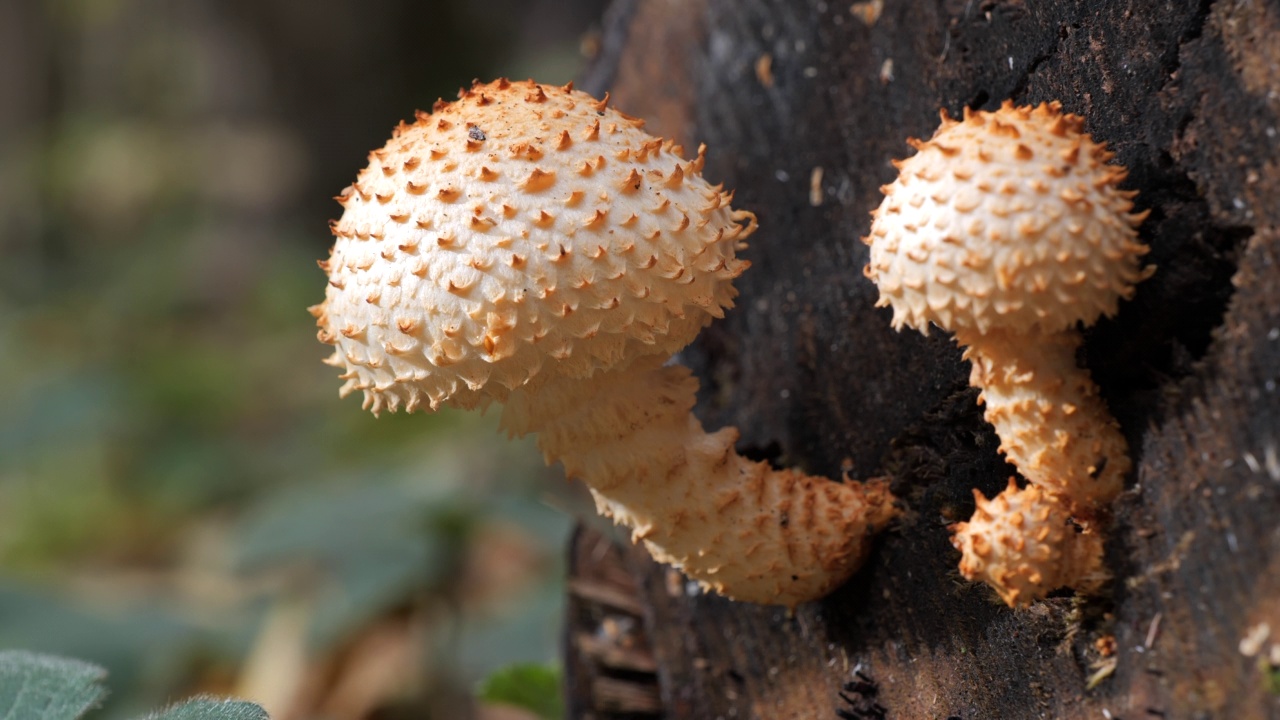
[499,355,898,607]
[950,326,1122,603]
[954,327,1129,518]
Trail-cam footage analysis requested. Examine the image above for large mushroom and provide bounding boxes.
[863,100,1152,605]
[313,79,897,606]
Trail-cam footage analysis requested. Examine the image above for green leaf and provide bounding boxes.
[476,663,563,720]
[141,697,268,720]
[0,651,269,720]
[0,650,108,720]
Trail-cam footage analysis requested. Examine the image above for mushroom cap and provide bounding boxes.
[312,79,755,413]
[951,479,1106,607]
[863,101,1152,336]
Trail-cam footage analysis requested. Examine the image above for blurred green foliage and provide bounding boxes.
[1263,658,1280,696]
[0,0,605,717]
[476,663,564,720]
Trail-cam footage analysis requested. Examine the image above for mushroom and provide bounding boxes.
[312,79,897,606]
[950,479,1107,607]
[862,100,1152,604]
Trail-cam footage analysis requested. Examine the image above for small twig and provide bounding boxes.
[1144,612,1163,650]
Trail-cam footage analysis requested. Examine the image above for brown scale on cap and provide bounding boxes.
[864,100,1153,605]
[312,79,897,607]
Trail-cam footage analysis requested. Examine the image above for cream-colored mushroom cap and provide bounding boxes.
[312,79,755,413]
[951,479,1106,607]
[863,101,1152,335]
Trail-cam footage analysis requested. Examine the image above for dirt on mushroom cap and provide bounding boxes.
[863,101,1152,336]
[312,79,755,413]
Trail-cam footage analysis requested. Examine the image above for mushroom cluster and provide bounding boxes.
[313,79,897,607]
[863,100,1152,606]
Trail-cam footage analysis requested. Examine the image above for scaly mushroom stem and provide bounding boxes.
[499,355,898,607]
[951,327,1121,603]
[955,327,1129,518]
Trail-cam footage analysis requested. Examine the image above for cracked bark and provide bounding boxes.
[566,0,1280,718]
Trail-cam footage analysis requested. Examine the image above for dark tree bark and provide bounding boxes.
[566,0,1280,718]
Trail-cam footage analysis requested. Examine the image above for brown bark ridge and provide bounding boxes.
[565,0,1280,718]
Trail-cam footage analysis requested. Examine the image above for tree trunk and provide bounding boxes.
[566,0,1280,718]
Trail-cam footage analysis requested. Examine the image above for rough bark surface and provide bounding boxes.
[566,0,1280,718]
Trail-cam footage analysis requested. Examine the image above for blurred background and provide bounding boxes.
[0,1,612,717]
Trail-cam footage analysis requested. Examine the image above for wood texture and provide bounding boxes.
[568,0,1280,717]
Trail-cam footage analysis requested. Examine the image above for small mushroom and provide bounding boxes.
[314,79,897,606]
[950,478,1107,607]
[863,100,1152,605]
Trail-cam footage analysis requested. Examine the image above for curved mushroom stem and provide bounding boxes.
[948,327,1127,604]
[954,327,1129,518]
[499,354,898,607]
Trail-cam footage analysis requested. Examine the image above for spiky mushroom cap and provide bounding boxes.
[311,79,756,413]
[951,479,1107,607]
[863,101,1152,336]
